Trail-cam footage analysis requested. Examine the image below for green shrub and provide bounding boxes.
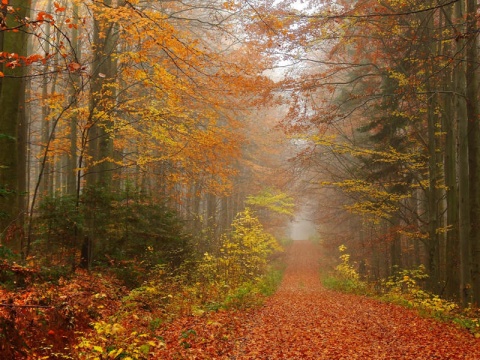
[322,245,367,294]
[34,188,193,284]
[258,267,284,296]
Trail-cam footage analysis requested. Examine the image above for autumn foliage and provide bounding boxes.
[3,0,480,358]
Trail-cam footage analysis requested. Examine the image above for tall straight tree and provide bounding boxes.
[442,1,460,300]
[465,0,480,304]
[67,1,82,196]
[81,0,121,269]
[453,0,472,306]
[86,0,119,188]
[0,1,29,254]
[424,0,442,292]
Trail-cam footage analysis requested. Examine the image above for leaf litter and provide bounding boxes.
[154,241,480,359]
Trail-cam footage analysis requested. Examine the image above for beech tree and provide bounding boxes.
[0,0,293,271]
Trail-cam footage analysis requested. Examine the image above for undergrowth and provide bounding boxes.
[322,245,480,337]
[1,209,286,359]
[74,263,285,359]
[73,209,285,359]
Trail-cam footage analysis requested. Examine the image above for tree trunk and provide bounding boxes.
[444,67,460,300]
[66,2,81,196]
[86,0,118,188]
[82,0,119,268]
[0,1,29,255]
[424,5,441,292]
[466,0,480,305]
[455,0,472,306]
[39,0,54,198]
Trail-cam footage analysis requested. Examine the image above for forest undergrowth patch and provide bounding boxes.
[0,208,286,359]
[229,241,480,359]
[73,259,285,359]
[322,245,480,337]
[0,255,285,359]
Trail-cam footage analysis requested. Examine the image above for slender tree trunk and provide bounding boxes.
[67,2,81,196]
[437,2,460,300]
[39,0,54,198]
[424,5,441,292]
[390,216,402,270]
[444,69,460,300]
[206,193,217,236]
[465,0,480,305]
[192,183,202,231]
[455,0,472,306]
[219,196,229,233]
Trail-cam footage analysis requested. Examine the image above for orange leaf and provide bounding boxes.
[68,62,81,72]
[54,2,66,12]
[37,11,54,22]
[0,71,4,77]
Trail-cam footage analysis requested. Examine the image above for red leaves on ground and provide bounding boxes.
[154,241,480,359]
[153,310,251,358]
[4,242,479,358]
[0,270,126,359]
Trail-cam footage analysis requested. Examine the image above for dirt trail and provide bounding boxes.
[156,241,480,359]
[232,240,480,359]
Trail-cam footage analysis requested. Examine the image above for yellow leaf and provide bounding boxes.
[112,323,124,334]
[108,348,123,358]
[93,345,103,353]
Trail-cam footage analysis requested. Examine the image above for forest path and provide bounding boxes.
[231,240,480,359]
[155,241,480,359]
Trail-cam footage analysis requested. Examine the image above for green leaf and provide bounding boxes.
[0,133,15,141]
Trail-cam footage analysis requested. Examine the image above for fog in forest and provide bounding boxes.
[289,206,317,241]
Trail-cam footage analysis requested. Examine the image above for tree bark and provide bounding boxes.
[424,3,441,293]
[66,2,81,196]
[0,1,30,254]
[85,0,118,188]
[455,0,472,306]
[82,0,119,268]
[465,0,480,305]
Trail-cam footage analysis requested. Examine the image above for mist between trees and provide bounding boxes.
[0,0,480,327]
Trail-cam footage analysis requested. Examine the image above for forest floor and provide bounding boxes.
[153,240,480,359]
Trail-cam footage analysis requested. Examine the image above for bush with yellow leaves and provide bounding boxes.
[75,321,164,359]
[382,266,458,317]
[323,245,367,294]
